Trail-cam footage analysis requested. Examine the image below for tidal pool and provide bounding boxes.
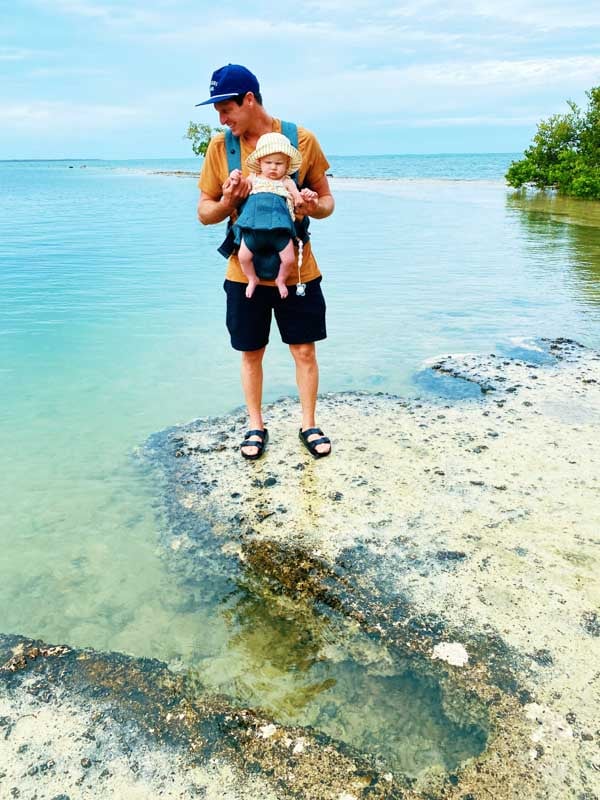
[182,580,488,777]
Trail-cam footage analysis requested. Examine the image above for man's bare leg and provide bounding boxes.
[274,240,296,299]
[289,342,331,455]
[238,239,260,299]
[240,347,266,457]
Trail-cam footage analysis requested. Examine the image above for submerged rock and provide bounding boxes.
[0,634,412,799]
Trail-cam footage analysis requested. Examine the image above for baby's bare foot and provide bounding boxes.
[276,280,288,299]
[245,278,258,299]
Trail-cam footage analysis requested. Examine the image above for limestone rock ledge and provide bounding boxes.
[143,337,600,800]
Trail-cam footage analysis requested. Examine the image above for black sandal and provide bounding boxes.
[299,427,331,459]
[240,428,268,460]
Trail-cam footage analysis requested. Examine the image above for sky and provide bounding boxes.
[1,0,599,159]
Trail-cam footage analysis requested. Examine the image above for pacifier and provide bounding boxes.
[296,283,306,297]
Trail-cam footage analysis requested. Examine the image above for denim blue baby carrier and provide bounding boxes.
[217,121,310,281]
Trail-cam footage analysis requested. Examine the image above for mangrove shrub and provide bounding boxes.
[184,122,223,157]
[506,87,600,199]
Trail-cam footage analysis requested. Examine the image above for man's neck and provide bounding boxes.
[241,108,275,148]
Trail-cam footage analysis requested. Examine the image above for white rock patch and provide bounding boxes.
[431,641,469,667]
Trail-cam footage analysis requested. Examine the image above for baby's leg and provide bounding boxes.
[275,240,296,299]
[238,238,259,299]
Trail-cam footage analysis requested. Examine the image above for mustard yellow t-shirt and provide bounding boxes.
[198,119,330,285]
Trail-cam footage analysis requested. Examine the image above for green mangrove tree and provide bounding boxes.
[184,122,223,157]
[506,87,600,200]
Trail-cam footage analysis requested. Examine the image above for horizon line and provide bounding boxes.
[0,152,522,163]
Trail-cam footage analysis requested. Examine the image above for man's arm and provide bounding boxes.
[197,170,251,226]
[296,174,334,220]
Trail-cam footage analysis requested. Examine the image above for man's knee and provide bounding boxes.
[242,346,266,366]
[289,342,316,365]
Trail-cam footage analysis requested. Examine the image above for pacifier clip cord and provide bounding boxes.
[296,239,306,297]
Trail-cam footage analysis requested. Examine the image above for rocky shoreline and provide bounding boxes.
[2,338,599,799]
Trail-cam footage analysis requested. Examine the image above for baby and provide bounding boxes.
[232,133,317,299]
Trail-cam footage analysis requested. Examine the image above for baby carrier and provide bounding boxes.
[217,122,311,287]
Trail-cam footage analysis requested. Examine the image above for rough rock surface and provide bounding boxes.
[143,337,600,800]
[0,636,409,799]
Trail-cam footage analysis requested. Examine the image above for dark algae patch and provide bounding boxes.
[0,634,410,798]
[223,538,490,777]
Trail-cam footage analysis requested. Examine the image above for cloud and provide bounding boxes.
[287,0,600,31]
[0,47,33,61]
[378,114,541,127]
[26,66,111,78]
[470,0,600,30]
[319,56,600,98]
[264,55,600,124]
[397,55,600,87]
[0,101,144,132]
[140,15,509,51]
[145,18,331,44]
[30,0,166,27]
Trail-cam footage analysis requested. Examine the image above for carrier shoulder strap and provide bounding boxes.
[279,122,310,243]
[280,120,300,184]
[224,128,241,175]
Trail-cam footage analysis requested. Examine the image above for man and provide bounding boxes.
[197,64,334,460]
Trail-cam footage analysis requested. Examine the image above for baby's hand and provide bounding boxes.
[222,169,250,207]
[300,188,318,202]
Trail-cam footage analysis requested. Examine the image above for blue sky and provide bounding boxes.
[2,0,599,158]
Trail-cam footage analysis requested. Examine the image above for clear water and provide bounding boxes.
[1,156,599,775]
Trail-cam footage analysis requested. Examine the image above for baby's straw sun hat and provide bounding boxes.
[246,132,302,175]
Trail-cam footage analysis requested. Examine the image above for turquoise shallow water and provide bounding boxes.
[1,155,600,774]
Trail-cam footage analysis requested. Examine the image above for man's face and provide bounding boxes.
[214,95,251,137]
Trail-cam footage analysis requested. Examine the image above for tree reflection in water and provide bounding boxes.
[506,190,600,307]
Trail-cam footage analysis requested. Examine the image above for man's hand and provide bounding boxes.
[221,169,250,211]
[294,187,320,218]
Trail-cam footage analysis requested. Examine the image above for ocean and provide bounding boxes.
[1,154,599,775]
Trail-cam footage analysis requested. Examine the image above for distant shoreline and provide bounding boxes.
[1,155,518,183]
[149,169,507,184]
[0,153,521,163]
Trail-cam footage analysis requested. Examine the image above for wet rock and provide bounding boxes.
[127,338,600,799]
[436,550,467,562]
[581,612,600,637]
[530,649,554,667]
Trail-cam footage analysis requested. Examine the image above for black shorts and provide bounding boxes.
[224,277,327,352]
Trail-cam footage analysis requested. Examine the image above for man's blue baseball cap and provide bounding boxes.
[195,64,260,106]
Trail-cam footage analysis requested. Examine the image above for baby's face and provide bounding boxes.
[258,153,289,181]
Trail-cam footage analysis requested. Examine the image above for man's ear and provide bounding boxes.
[244,92,255,107]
